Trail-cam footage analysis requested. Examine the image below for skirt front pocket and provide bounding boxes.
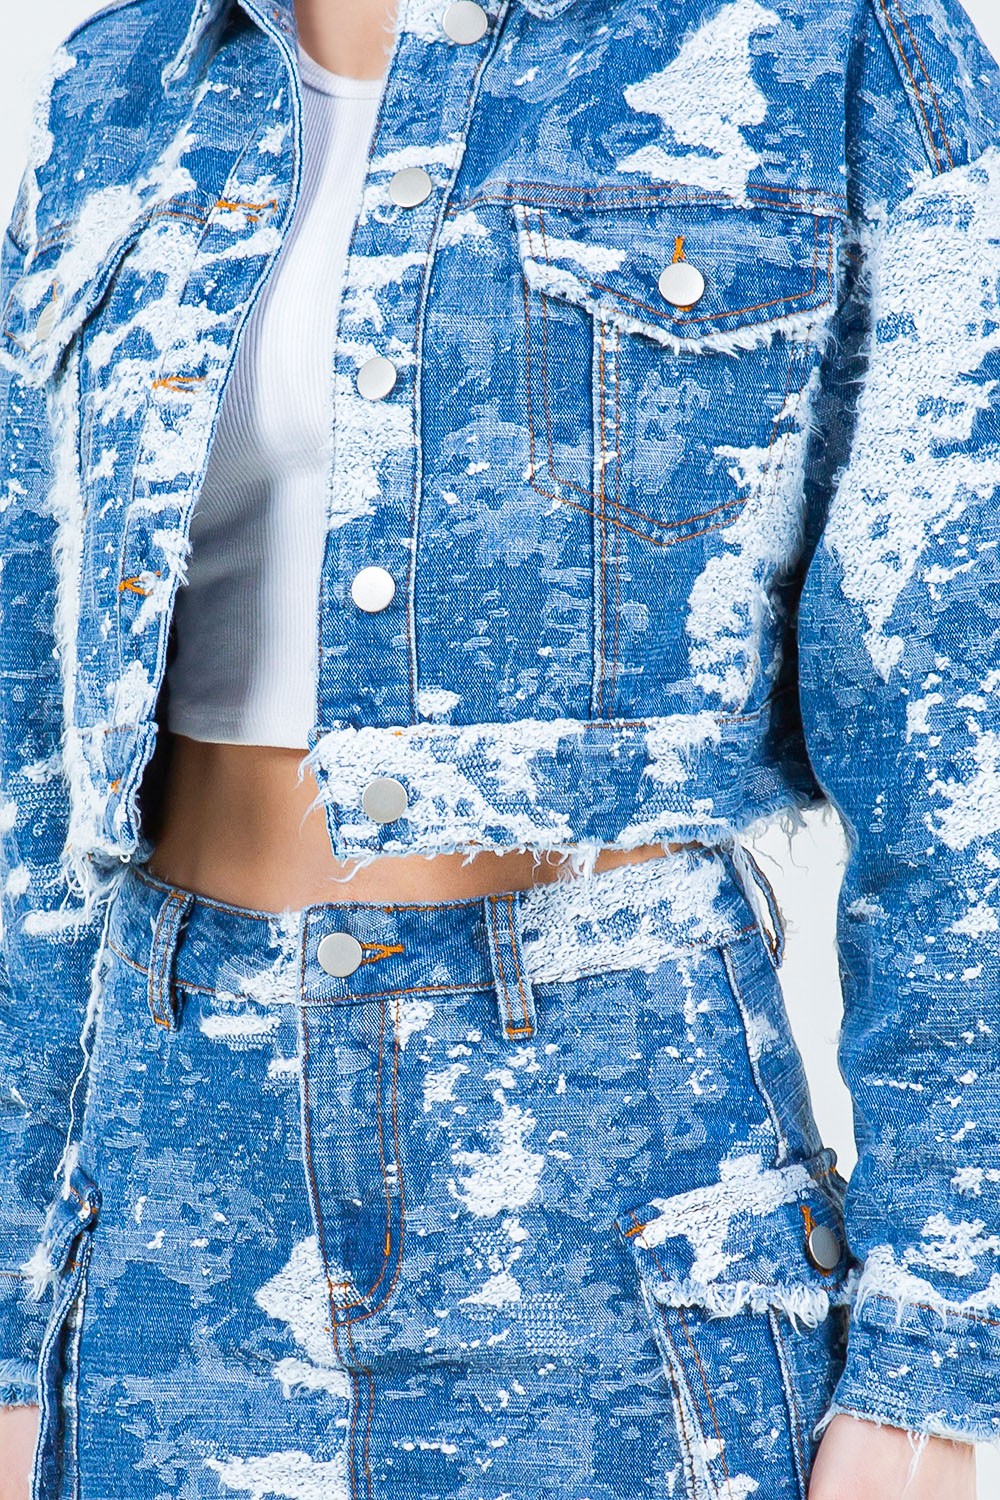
[617,1148,858,1500]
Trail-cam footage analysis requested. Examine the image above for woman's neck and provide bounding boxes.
[293,0,398,79]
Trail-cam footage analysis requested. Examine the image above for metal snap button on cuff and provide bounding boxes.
[657,260,706,310]
[356,356,398,401]
[362,776,409,824]
[317,932,364,978]
[442,1,489,44]
[350,566,396,613]
[389,166,433,208]
[805,1223,843,1274]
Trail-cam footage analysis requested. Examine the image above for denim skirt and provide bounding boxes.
[33,846,858,1500]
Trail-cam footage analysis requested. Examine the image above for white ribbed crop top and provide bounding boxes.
[165,48,384,750]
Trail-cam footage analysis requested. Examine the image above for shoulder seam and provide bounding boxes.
[867,0,956,174]
[61,0,150,51]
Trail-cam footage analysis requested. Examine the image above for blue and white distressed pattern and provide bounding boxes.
[0,0,999,1458]
[30,851,858,1498]
[798,143,1000,1438]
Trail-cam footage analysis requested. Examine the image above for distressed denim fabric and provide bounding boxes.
[1,0,1000,1460]
[33,851,861,1499]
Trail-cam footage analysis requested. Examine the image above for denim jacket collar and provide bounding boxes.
[164,0,574,84]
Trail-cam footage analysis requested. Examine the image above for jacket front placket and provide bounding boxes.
[309,0,512,841]
[94,1,304,861]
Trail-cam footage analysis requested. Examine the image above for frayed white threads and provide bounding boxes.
[272,1358,350,1402]
[686,373,819,706]
[326,366,414,529]
[852,1243,1000,1328]
[450,1098,545,1218]
[205,1451,349,1500]
[424,1063,469,1110]
[825,149,1000,680]
[416,686,461,720]
[437,210,490,248]
[928,728,1000,853]
[198,1012,282,1043]
[650,1273,832,1330]
[397,0,461,41]
[22,1240,56,1302]
[518,246,824,354]
[47,351,118,910]
[13,128,200,385]
[952,1166,1000,1198]
[255,1236,346,1368]
[632,1153,818,1281]
[617,0,779,203]
[911,1213,1000,1277]
[19,47,77,254]
[641,713,724,786]
[301,719,585,847]
[518,850,735,983]
[302,715,745,857]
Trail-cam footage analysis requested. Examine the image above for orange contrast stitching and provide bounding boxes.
[118,573,161,595]
[522,206,827,539]
[878,0,954,172]
[337,994,407,1323]
[359,942,405,964]
[214,197,278,219]
[570,209,829,328]
[152,374,205,392]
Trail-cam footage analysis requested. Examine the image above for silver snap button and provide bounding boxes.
[805,1223,843,1274]
[35,298,60,341]
[350,566,396,613]
[658,261,706,310]
[362,776,409,825]
[316,932,364,978]
[356,356,398,401]
[442,1,489,44]
[389,167,433,209]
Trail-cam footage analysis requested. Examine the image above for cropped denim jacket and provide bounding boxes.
[2,0,1000,1447]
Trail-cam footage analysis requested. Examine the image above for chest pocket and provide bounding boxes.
[514,194,839,549]
[0,212,156,389]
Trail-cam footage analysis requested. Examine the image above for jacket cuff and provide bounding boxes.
[817,1277,1000,1444]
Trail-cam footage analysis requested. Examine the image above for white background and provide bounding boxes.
[3,1,1000,1492]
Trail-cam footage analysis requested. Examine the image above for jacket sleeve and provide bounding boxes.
[797,0,1000,1446]
[0,114,111,1408]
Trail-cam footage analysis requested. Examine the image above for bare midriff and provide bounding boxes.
[145,734,693,910]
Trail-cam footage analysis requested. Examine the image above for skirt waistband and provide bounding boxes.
[107,845,762,1017]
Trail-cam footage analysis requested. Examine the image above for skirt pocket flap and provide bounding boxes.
[617,1151,859,1328]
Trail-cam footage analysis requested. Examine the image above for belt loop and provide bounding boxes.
[484,892,538,1042]
[147,888,196,1031]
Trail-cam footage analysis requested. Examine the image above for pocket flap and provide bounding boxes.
[1,204,159,385]
[515,196,837,352]
[617,1150,859,1327]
